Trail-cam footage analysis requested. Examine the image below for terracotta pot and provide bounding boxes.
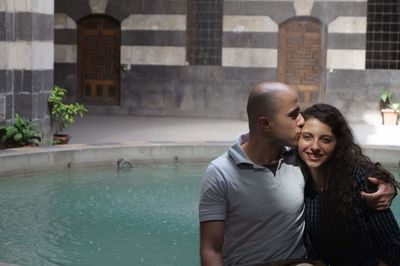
[0,143,23,149]
[381,109,399,125]
[53,134,71,144]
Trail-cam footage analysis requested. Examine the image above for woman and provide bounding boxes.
[298,103,400,266]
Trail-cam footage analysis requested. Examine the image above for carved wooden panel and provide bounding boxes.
[278,18,325,104]
[78,15,120,105]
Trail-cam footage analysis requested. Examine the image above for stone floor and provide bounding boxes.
[65,115,400,147]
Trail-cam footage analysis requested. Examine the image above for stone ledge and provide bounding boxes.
[0,142,399,178]
[0,142,230,177]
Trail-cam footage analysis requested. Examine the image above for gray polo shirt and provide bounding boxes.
[199,134,306,265]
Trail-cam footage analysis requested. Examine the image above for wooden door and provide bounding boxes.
[78,15,120,105]
[278,17,325,104]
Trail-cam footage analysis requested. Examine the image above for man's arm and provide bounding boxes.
[378,260,389,266]
[360,177,397,210]
[200,221,225,266]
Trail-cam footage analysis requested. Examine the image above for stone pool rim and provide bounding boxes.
[0,142,399,177]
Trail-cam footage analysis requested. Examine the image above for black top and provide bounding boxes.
[304,166,400,266]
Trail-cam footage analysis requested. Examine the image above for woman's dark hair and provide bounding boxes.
[300,103,399,220]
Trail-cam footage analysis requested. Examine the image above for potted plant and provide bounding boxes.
[380,88,399,125]
[0,114,42,148]
[48,86,87,144]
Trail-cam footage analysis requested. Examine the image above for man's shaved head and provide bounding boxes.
[247,82,292,131]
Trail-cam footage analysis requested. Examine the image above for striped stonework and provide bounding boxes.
[0,0,53,137]
[121,14,187,65]
[51,0,396,125]
[121,46,187,66]
[327,49,366,70]
[89,0,108,14]
[55,45,76,64]
[222,15,278,67]
[54,14,77,64]
[223,15,278,32]
[222,48,277,68]
[54,13,76,29]
[0,0,54,14]
[328,17,366,34]
[121,15,186,31]
[326,16,367,70]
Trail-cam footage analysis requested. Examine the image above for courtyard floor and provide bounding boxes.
[66,115,400,147]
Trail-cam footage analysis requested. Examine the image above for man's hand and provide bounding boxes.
[360,177,396,210]
[312,260,327,266]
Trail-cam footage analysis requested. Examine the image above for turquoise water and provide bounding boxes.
[390,167,400,220]
[0,164,206,266]
[0,164,399,266]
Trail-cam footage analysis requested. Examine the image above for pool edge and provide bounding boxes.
[0,142,230,177]
[0,142,399,177]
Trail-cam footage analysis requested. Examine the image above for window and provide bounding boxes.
[186,0,223,65]
[366,0,400,69]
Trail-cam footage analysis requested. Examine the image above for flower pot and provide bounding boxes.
[0,143,23,149]
[381,109,399,125]
[53,134,71,144]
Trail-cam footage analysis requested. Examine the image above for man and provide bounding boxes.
[199,81,395,266]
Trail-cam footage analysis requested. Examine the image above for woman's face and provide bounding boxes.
[298,118,337,171]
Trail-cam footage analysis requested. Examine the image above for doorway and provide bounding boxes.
[278,17,325,104]
[78,15,121,105]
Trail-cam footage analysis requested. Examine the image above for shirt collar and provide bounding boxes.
[228,133,292,169]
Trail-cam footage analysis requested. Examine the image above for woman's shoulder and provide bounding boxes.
[352,162,385,196]
[352,164,369,189]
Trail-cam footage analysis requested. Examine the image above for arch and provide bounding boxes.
[77,14,121,105]
[278,16,326,104]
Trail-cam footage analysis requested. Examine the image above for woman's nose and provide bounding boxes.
[310,141,320,150]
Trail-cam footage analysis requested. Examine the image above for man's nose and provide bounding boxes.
[296,114,305,127]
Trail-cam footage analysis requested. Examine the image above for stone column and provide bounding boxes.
[0,0,54,138]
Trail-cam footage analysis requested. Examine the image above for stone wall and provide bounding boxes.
[0,0,53,137]
[54,0,400,124]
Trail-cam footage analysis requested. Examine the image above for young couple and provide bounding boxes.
[199,81,400,266]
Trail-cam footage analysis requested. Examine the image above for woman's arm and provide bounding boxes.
[354,166,400,265]
[366,207,400,266]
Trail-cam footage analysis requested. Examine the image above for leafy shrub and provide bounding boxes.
[380,88,399,111]
[0,114,42,147]
[48,86,87,133]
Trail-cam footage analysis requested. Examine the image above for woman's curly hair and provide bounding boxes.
[300,103,399,220]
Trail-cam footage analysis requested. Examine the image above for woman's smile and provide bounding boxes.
[298,118,337,171]
[304,150,324,161]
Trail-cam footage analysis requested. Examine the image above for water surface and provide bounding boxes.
[0,164,205,266]
[0,164,399,266]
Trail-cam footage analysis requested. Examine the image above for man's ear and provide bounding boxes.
[259,116,272,131]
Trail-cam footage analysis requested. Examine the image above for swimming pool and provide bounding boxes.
[0,164,399,266]
[0,164,205,266]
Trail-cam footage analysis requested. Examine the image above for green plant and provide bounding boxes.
[48,86,87,134]
[0,114,42,147]
[380,88,399,111]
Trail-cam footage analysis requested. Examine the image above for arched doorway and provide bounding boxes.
[278,17,326,104]
[78,15,120,105]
